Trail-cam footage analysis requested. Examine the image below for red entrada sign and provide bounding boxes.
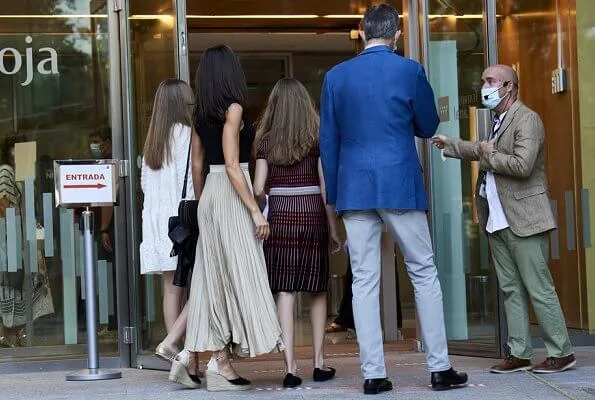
[63,173,107,190]
[56,162,116,206]
[65,173,106,180]
[64,183,106,189]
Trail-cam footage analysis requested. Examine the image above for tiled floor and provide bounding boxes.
[2,346,594,399]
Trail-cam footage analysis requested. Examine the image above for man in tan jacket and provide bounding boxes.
[432,64,575,374]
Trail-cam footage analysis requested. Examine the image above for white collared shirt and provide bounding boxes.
[485,112,508,233]
[364,43,389,50]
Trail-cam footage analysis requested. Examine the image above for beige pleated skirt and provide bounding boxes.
[185,163,283,358]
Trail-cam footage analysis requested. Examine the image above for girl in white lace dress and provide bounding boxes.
[140,79,196,377]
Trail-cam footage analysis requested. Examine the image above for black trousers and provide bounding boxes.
[333,257,403,331]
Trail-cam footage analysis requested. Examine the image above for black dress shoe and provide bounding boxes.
[363,378,393,395]
[313,367,336,382]
[283,373,302,388]
[431,368,468,391]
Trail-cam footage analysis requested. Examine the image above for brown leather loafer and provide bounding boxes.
[533,354,576,374]
[490,355,532,373]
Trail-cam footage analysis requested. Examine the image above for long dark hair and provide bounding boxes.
[194,45,247,125]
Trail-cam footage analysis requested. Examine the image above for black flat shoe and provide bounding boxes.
[205,370,251,392]
[363,378,393,395]
[313,367,336,382]
[228,376,251,385]
[283,373,302,388]
[431,367,468,391]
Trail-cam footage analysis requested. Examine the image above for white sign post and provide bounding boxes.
[55,160,122,381]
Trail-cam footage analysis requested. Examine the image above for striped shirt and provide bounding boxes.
[0,165,20,207]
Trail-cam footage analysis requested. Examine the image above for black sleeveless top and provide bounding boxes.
[195,116,255,165]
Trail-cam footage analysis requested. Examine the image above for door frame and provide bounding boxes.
[120,0,189,370]
[108,0,135,369]
[115,0,144,369]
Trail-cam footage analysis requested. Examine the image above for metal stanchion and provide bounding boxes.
[66,208,121,381]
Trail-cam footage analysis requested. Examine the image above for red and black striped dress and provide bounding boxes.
[257,140,329,293]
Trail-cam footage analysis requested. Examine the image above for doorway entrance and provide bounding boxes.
[124,0,504,370]
[125,0,419,369]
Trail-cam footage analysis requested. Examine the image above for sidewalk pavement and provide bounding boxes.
[2,346,595,400]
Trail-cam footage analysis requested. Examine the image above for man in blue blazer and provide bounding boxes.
[320,4,468,395]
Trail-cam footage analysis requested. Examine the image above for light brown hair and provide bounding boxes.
[255,78,319,165]
[143,79,194,170]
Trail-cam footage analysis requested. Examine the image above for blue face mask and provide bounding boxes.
[90,143,103,158]
[481,82,510,109]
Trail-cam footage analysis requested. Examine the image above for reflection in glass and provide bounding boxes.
[0,0,116,361]
[426,0,496,347]
[129,0,177,355]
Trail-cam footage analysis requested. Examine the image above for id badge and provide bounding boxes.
[479,183,487,198]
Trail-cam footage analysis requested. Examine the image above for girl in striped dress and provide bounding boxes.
[253,78,342,388]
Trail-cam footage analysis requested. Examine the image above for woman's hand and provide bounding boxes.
[330,231,342,254]
[251,209,270,240]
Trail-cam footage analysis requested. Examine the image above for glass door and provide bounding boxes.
[123,0,415,370]
[0,0,125,366]
[184,0,414,348]
[122,0,179,369]
[185,0,360,350]
[422,0,500,356]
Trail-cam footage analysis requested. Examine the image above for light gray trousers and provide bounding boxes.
[343,209,451,379]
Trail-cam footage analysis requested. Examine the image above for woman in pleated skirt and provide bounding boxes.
[168,45,283,392]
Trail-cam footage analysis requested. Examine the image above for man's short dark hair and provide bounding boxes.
[362,3,400,41]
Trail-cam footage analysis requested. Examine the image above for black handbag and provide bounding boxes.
[168,134,199,288]
[177,134,199,232]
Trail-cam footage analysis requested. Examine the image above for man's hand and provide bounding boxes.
[480,140,495,154]
[430,135,449,149]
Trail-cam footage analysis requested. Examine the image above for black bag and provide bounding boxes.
[168,134,199,288]
[177,134,199,232]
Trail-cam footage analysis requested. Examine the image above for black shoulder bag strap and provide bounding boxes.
[181,132,192,200]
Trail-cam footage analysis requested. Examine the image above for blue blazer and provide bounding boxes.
[320,45,439,213]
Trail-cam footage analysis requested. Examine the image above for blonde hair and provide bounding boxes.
[255,78,319,165]
[143,79,194,170]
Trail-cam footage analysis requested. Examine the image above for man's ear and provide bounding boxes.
[359,30,366,42]
[504,80,514,94]
[394,30,402,42]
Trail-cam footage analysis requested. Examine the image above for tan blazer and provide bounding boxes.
[443,100,556,237]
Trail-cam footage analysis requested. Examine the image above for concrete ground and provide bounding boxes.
[2,346,595,400]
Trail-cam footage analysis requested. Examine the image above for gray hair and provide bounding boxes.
[362,3,400,41]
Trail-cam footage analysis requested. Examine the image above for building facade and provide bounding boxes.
[0,0,593,371]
